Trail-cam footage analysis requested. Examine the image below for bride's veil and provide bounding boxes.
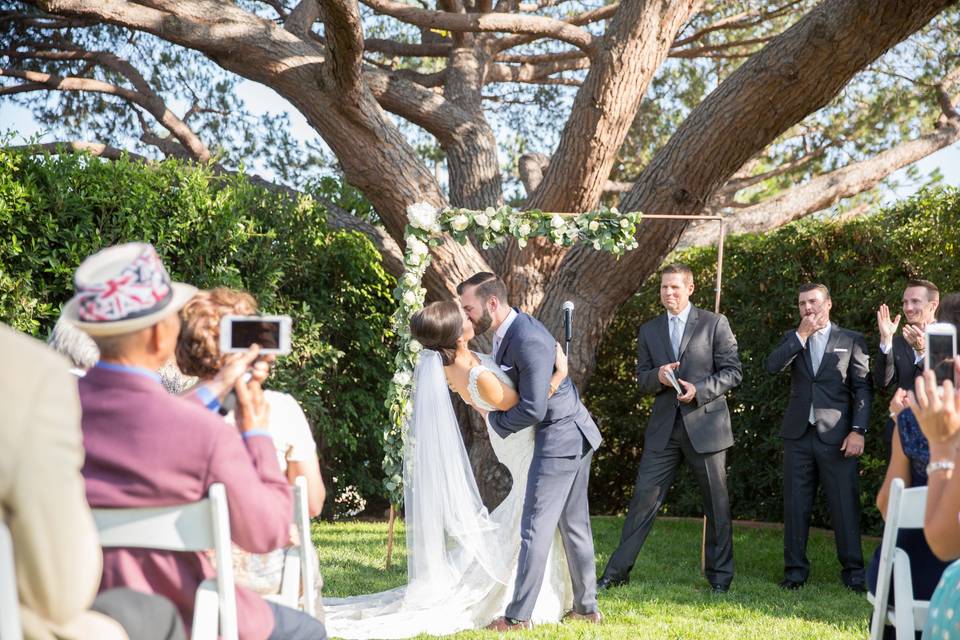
[403,350,509,602]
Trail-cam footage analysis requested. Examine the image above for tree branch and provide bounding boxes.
[316,0,365,100]
[672,0,805,48]
[363,37,451,57]
[680,117,960,247]
[285,0,319,36]
[362,0,596,54]
[0,67,212,161]
[492,3,617,53]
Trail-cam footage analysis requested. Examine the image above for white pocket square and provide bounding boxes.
[833,348,848,353]
[499,365,513,371]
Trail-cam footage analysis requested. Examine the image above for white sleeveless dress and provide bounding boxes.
[323,353,573,638]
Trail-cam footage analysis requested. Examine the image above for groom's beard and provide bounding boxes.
[472,309,493,336]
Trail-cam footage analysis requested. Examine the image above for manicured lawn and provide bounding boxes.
[314,516,874,639]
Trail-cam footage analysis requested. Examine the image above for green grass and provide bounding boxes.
[314,517,875,639]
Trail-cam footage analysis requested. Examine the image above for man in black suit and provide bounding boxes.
[875,279,939,451]
[599,263,742,593]
[766,283,872,592]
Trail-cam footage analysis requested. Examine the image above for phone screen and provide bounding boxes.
[230,319,281,350]
[928,333,956,385]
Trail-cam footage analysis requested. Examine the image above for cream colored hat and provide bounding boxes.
[62,243,197,337]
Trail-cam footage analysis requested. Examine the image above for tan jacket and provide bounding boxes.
[0,324,125,640]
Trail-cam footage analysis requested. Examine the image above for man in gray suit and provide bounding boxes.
[765,283,871,591]
[457,272,603,631]
[599,263,742,593]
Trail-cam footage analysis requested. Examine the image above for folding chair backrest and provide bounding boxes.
[0,520,23,640]
[293,476,317,617]
[92,483,237,640]
[869,478,928,640]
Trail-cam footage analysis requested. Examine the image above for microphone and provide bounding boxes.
[563,301,574,352]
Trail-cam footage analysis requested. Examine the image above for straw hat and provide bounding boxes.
[62,243,197,337]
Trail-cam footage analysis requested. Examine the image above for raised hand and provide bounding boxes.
[889,387,909,419]
[798,312,828,340]
[234,370,270,434]
[876,304,901,346]
[903,323,925,353]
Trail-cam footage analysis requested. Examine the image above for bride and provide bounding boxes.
[323,301,573,638]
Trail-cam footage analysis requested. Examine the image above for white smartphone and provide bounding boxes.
[219,315,292,355]
[925,322,957,386]
[664,367,684,395]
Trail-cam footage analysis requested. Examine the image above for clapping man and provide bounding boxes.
[766,284,872,592]
[876,280,939,452]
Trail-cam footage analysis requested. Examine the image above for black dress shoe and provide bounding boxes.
[845,582,867,594]
[597,576,628,591]
[710,583,730,594]
[779,578,805,590]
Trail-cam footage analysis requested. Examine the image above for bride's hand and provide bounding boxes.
[554,343,568,378]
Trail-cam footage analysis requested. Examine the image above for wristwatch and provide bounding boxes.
[851,426,867,436]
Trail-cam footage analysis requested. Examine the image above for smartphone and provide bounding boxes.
[219,315,292,355]
[664,367,684,395]
[925,322,957,386]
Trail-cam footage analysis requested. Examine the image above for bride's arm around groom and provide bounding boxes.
[457,272,603,629]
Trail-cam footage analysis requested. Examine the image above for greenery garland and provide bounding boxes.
[382,202,644,506]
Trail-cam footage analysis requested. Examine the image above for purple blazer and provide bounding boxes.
[79,366,293,640]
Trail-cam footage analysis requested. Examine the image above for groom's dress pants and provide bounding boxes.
[505,438,598,621]
[604,413,734,587]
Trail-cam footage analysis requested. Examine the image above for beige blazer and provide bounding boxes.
[0,324,125,640]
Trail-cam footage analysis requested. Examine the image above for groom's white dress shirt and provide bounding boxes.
[493,308,518,360]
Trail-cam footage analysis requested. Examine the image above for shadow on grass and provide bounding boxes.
[315,517,874,639]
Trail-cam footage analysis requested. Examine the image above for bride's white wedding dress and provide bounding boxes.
[324,351,573,639]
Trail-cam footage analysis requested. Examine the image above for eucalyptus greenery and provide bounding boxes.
[382,202,643,505]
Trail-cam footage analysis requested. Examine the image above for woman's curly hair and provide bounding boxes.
[176,288,257,378]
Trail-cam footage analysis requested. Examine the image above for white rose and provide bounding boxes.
[406,202,438,231]
[593,240,602,250]
[450,214,470,232]
[392,370,411,386]
[403,272,419,287]
[407,236,429,257]
[490,219,503,232]
[407,253,421,267]
[551,214,566,229]
[518,223,531,236]
[408,339,422,353]
[474,213,490,227]
[620,218,630,228]
[588,220,600,232]
[402,290,417,306]
[611,207,620,215]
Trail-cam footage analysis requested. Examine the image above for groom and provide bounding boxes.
[458,272,603,630]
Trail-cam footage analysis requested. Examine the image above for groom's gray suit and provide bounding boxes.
[488,309,603,621]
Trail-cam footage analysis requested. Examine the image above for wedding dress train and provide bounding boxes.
[324,351,573,639]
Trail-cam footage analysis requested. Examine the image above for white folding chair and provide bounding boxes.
[266,476,317,616]
[868,478,930,640]
[0,520,24,640]
[92,483,238,640]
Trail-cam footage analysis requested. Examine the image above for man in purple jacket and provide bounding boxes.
[64,243,326,640]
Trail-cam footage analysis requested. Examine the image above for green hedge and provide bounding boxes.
[0,149,396,518]
[585,186,960,535]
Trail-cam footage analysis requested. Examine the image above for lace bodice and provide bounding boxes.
[467,352,515,412]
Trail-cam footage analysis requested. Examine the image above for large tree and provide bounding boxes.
[3,0,959,502]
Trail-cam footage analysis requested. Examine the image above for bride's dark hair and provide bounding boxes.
[410,301,462,365]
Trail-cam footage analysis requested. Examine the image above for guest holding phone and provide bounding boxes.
[906,294,960,639]
[177,288,326,618]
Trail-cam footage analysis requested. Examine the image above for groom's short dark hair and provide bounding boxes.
[457,272,509,306]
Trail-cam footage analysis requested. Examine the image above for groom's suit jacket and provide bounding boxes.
[637,305,742,454]
[488,310,602,457]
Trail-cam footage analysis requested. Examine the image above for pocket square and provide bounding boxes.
[833,348,848,353]
[499,364,513,371]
